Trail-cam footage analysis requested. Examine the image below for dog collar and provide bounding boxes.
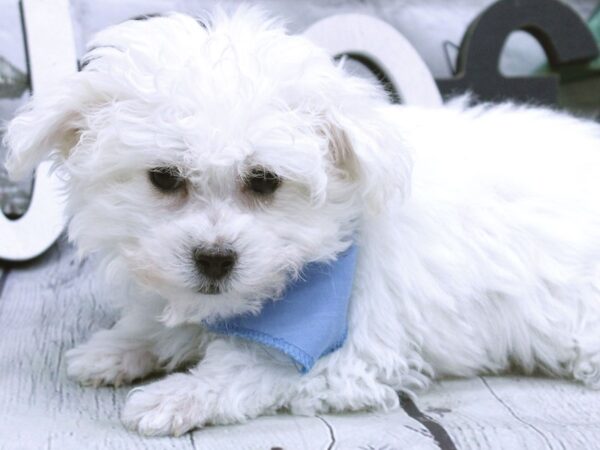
[205,244,358,373]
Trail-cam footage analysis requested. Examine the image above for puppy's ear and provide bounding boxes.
[324,84,412,211]
[3,75,102,181]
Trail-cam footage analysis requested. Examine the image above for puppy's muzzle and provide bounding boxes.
[193,248,237,281]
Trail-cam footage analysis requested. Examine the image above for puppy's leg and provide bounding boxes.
[66,307,208,387]
[122,337,424,436]
[121,338,292,436]
[566,322,600,389]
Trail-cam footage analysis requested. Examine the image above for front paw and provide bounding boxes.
[122,374,208,436]
[66,342,158,387]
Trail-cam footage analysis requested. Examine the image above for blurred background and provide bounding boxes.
[0,0,598,219]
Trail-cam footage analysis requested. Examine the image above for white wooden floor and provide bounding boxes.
[1,237,600,450]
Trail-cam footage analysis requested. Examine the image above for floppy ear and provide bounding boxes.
[3,13,189,181]
[3,76,101,181]
[323,78,413,211]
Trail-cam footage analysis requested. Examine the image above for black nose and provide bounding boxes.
[193,248,237,280]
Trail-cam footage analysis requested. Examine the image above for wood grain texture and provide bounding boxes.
[314,410,439,450]
[0,268,7,298]
[0,238,183,450]
[418,376,600,450]
[192,415,332,450]
[0,238,438,450]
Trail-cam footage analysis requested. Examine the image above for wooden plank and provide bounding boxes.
[316,409,440,450]
[481,377,600,449]
[191,415,332,450]
[192,405,443,449]
[418,376,600,450]
[0,237,193,450]
[0,268,6,297]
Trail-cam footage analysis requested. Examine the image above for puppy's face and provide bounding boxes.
[5,9,410,324]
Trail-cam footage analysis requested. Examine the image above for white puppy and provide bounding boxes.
[5,7,600,437]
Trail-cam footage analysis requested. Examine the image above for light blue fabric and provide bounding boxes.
[205,244,358,373]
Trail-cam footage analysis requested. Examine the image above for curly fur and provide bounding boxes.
[4,6,600,436]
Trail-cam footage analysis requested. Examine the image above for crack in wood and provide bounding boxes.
[316,415,336,450]
[189,432,198,450]
[399,392,458,450]
[480,376,554,448]
[0,268,10,300]
[357,445,397,450]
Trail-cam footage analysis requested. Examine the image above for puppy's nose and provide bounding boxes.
[193,248,237,280]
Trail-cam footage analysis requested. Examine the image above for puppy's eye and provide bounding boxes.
[148,167,185,193]
[245,167,281,195]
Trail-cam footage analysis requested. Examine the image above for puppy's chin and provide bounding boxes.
[118,244,292,326]
[156,287,273,328]
[137,268,289,328]
[197,285,222,295]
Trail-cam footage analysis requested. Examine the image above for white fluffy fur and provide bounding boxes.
[4,7,600,436]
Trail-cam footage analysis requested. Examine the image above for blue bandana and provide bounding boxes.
[205,245,358,373]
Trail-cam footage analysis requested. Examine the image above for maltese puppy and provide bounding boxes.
[4,7,600,437]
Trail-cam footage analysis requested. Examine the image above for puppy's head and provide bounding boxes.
[4,7,411,324]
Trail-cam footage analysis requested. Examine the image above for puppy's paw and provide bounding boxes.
[122,374,208,436]
[573,355,600,389]
[65,342,158,387]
